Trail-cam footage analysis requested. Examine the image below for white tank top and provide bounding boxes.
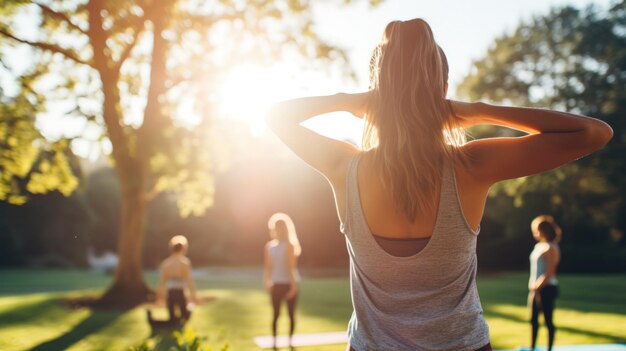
[166,277,187,290]
[269,241,300,284]
[529,242,559,288]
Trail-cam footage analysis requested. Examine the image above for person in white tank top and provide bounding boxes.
[263,213,301,348]
[528,215,562,351]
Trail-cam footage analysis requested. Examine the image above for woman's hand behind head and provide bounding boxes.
[449,100,485,128]
[341,92,371,119]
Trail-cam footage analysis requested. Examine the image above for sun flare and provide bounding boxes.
[217,64,364,143]
[217,65,293,136]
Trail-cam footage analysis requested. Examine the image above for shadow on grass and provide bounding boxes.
[484,308,626,344]
[478,273,626,316]
[135,328,229,351]
[28,309,124,351]
[0,298,62,326]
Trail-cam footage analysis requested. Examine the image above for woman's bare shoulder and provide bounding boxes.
[537,242,554,256]
[548,242,560,254]
[454,145,491,183]
[326,149,360,185]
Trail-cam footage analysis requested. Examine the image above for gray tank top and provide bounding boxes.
[340,154,490,351]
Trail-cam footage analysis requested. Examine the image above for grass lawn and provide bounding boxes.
[0,268,624,350]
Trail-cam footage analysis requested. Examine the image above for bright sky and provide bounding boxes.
[2,0,613,161]
[315,0,613,91]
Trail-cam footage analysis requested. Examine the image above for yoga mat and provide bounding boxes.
[497,344,626,351]
[253,331,348,348]
[254,338,626,350]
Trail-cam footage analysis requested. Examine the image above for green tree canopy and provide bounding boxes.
[458,1,626,235]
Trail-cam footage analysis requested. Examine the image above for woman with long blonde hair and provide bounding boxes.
[263,212,301,348]
[266,18,612,351]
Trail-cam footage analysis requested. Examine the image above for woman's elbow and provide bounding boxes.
[586,119,613,150]
[599,120,614,145]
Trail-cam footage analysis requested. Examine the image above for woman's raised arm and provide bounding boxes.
[451,100,613,185]
[265,93,367,182]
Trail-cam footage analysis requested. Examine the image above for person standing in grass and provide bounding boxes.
[528,215,562,351]
[150,235,198,326]
[264,213,301,348]
[266,18,612,351]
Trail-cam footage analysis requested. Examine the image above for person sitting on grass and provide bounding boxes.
[147,235,198,327]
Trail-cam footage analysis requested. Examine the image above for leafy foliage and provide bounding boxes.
[0,0,357,215]
[0,92,78,204]
[459,1,626,267]
[458,1,625,224]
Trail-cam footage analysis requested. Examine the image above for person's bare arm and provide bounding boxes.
[527,289,537,318]
[265,93,367,183]
[263,243,273,293]
[286,244,299,299]
[184,260,198,303]
[156,262,167,304]
[451,100,613,185]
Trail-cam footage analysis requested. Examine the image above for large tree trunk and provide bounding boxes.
[99,167,152,307]
[89,0,173,308]
[87,0,152,307]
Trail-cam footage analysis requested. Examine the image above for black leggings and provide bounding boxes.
[168,288,190,322]
[271,283,298,337]
[531,285,559,351]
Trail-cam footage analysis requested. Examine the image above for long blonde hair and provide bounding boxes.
[268,212,302,256]
[364,19,466,221]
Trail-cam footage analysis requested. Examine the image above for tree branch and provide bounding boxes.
[115,21,144,72]
[163,74,188,91]
[182,12,246,29]
[34,2,88,36]
[0,28,93,67]
[86,0,133,170]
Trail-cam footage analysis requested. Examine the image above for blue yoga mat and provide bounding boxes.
[498,344,626,351]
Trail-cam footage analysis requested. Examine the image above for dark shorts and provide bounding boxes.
[271,283,294,300]
[167,288,189,322]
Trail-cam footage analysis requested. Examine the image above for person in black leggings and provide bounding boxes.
[264,213,301,348]
[528,215,562,351]
[271,283,298,340]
